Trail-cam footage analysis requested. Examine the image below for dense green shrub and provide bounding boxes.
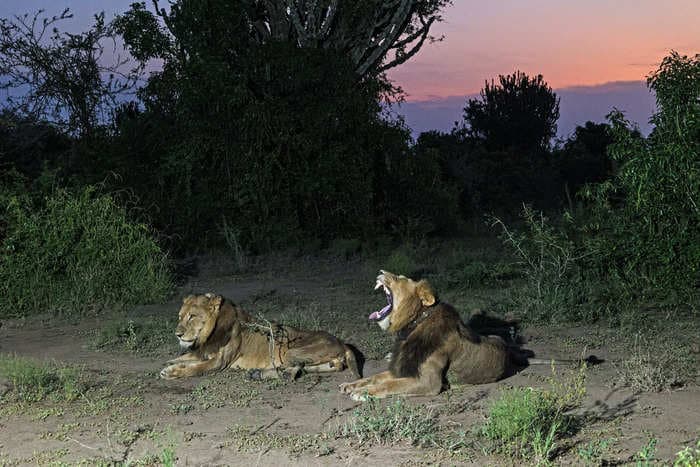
[499,52,700,323]
[0,187,172,317]
[581,52,700,306]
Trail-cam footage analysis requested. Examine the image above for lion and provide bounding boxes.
[339,270,520,400]
[160,293,361,380]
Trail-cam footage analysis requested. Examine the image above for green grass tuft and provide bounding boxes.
[481,365,587,463]
[0,355,83,402]
[340,398,439,447]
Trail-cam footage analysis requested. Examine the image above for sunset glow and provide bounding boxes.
[390,0,700,101]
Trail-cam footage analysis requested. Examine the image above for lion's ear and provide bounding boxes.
[417,280,436,307]
[208,294,223,316]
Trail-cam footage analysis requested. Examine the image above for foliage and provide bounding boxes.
[675,440,700,467]
[0,186,172,317]
[492,206,594,322]
[384,245,420,276]
[0,355,83,402]
[0,112,71,184]
[555,121,615,204]
[481,365,586,463]
[462,71,560,153]
[434,72,564,216]
[0,9,139,137]
[106,0,434,251]
[341,397,439,447]
[497,52,700,322]
[634,436,658,467]
[116,0,451,77]
[580,52,700,306]
[577,438,615,465]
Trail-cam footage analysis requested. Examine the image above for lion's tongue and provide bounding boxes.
[369,304,391,321]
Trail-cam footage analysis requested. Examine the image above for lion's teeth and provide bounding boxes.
[374,280,382,290]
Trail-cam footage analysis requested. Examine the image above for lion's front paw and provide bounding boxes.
[160,364,187,380]
[349,390,369,402]
[339,382,356,394]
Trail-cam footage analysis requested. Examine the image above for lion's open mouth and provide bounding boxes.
[369,279,392,321]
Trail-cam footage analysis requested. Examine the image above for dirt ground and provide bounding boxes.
[0,252,699,466]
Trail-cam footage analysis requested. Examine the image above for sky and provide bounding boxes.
[1,0,698,137]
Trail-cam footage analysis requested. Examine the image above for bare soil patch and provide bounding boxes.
[1,254,698,465]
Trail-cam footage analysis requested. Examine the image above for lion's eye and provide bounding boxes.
[187,315,193,322]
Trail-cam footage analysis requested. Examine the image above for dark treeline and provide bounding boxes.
[1,2,698,321]
[0,2,613,253]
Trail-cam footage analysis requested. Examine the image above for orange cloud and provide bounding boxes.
[390,0,700,101]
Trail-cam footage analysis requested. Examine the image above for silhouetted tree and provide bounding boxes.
[116,0,451,78]
[104,0,446,250]
[0,9,139,137]
[556,121,614,204]
[462,71,559,153]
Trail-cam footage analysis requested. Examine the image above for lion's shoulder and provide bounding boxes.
[389,303,463,378]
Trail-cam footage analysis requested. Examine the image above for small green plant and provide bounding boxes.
[481,365,587,463]
[159,446,176,467]
[0,355,83,402]
[340,397,439,447]
[0,186,172,318]
[635,436,658,467]
[578,438,615,465]
[482,387,561,461]
[674,440,700,467]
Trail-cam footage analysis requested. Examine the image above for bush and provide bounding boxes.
[492,206,595,322]
[494,52,700,324]
[481,365,586,462]
[580,52,700,306]
[0,186,172,317]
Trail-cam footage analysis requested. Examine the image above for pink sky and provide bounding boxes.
[390,0,700,101]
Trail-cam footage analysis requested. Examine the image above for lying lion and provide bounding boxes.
[340,270,518,400]
[160,293,361,380]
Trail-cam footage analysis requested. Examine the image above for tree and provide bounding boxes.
[106,0,430,250]
[0,9,140,137]
[462,71,560,153]
[115,0,450,77]
[556,121,615,203]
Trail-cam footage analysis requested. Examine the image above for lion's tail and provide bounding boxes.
[344,343,364,378]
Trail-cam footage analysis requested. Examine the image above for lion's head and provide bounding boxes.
[368,270,436,333]
[175,293,223,349]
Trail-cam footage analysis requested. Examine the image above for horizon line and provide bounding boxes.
[400,79,652,104]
